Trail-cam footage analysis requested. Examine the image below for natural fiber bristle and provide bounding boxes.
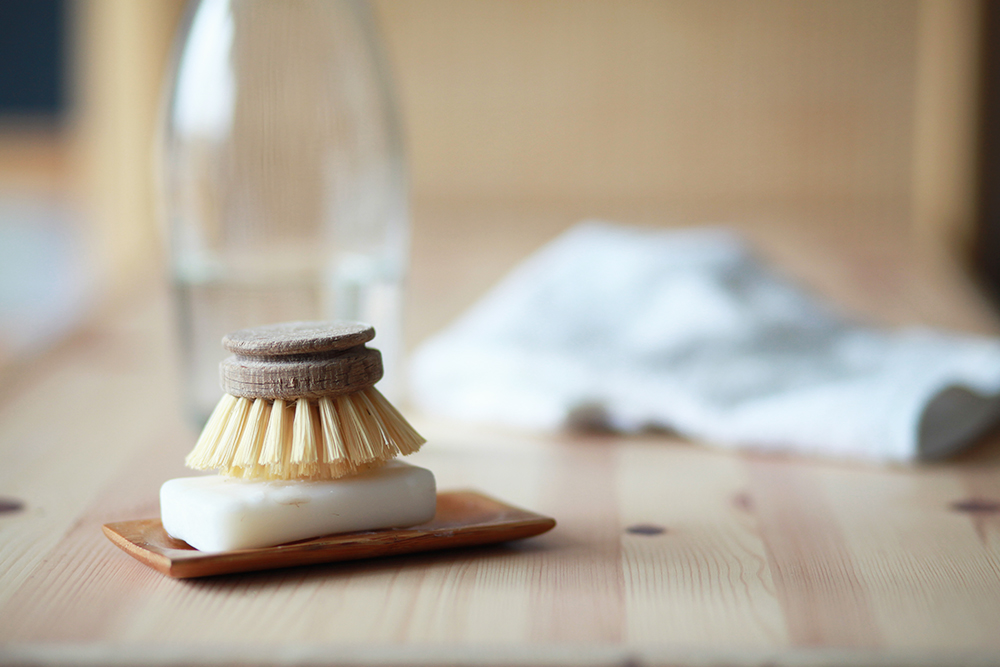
[231,398,269,477]
[185,393,238,470]
[184,388,427,480]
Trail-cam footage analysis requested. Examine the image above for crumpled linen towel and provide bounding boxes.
[410,222,1000,462]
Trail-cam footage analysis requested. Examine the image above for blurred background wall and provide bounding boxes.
[0,0,985,355]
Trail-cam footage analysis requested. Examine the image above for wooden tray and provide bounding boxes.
[102,491,555,579]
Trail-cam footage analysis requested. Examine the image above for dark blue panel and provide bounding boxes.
[0,0,66,117]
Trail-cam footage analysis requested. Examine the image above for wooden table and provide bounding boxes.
[3,204,1000,666]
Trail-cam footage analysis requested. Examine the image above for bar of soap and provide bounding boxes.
[160,461,436,552]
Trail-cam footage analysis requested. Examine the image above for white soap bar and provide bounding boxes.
[160,461,436,552]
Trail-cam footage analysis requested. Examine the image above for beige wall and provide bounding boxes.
[379,1,981,257]
[0,0,982,296]
[384,1,918,209]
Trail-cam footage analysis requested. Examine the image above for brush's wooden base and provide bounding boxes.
[219,321,383,400]
[102,491,555,578]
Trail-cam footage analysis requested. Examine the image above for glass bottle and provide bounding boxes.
[160,0,408,423]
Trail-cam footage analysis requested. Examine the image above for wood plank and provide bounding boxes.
[812,461,1000,650]
[746,457,881,648]
[618,442,789,646]
[749,456,1000,651]
[0,296,188,611]
[0,433,186,643]
[401,436,548,642]
[528,439,625,643]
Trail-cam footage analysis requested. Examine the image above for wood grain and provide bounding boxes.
[529,440,625,643]
[747,457,880,648]
[219,321,384,399]
[618,445,788,646]
[222,321,375,357]
[817,463,1000,651]
[220,346,383,399]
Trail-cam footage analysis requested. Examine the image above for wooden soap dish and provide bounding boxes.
[103,491,555,579]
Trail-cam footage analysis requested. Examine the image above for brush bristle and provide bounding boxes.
[184,388,427,480]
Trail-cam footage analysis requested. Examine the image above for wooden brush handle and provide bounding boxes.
[219,321,384,400]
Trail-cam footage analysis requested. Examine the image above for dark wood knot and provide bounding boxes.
[951,498,1000,514]
[0,497,25,515]
[626,523,667,536]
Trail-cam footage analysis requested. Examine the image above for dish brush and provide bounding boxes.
[184,321,425,480]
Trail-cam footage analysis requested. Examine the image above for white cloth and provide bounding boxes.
[410,222,1000,462]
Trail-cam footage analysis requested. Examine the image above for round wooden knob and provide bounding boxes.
[219,321,383,399]
[222,321,375,357]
